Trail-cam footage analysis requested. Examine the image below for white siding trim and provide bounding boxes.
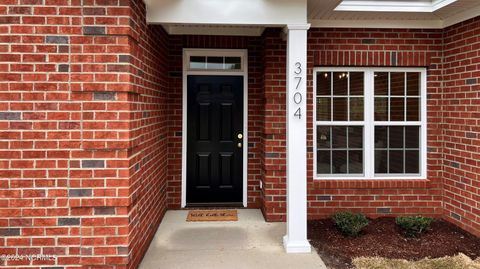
[309,19,444,29]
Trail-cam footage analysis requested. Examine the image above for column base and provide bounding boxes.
[283,235,312,253]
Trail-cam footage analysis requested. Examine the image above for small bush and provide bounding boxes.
[332,212,369,237]
[396,216,434,237]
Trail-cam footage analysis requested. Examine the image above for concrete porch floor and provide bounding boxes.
[139,209,327,269]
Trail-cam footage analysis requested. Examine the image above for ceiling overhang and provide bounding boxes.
[144,0,480,35]
[308,0,480,29]
[145,0,307,26]
[335,0,458,13]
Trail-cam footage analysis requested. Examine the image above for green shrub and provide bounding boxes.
[332,212,369,237]
[395,216,434,237]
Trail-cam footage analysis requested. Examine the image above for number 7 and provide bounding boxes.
[294,76,302,90]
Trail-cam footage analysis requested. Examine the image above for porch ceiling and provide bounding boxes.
[144,0,480,36]
[308,0,480,28]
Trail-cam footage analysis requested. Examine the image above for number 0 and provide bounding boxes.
[293,92,302,104]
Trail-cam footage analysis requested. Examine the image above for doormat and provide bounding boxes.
[186,210,238,222]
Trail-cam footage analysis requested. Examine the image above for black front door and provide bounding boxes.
[186,75,244,206]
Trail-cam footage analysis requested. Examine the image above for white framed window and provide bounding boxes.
[184,49,245,72]
[313,67,427,180]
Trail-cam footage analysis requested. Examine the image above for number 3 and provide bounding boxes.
[294,62,302,75]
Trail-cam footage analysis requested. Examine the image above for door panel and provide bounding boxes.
[187,75,244,205]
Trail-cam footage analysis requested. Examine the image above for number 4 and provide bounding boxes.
[294,108,301,119]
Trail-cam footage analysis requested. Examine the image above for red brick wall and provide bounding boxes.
[260,27,446,221]
[125,2,170,269]
[1,1,479,268]
[442,16,480,236]
[262,29,288,221]
[306,28,445,218]
[167,35,265,209]
[0,0,169,268]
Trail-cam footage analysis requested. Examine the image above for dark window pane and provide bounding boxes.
[190,56,206,69]
[332,150,347,173]
[350,72,364,95]
[407,98,419,121]
[207,56,223,69]
[389,150,404,173]
[375,97,388,121]
[317,72,331,96]
[390,97,405,121]
[389,126,404,148]
[348,126,363,148]
[374,72,388,95]
[333,72,348,95]
[333,98,348,121]
[317,150,331,174]
[375,150,388,173]
[317,98,331,121]
[405,150,420,173]
[405,126,419,148]
[390,72,405,96]
[375,126,388,149]
[407,72,420,96]
[332,126,347,148]
[350,97,364,121]
[349,150,363,173]
[225,57,241,70]
[317,126,331,149]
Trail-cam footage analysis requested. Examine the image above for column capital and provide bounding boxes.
[285,23,311,31]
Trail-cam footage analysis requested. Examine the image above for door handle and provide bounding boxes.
[237,142,242,148]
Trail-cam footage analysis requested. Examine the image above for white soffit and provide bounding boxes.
[335,0,458,13]
[308,0,480,28]
[145,0,307,26]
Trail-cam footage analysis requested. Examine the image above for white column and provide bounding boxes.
[283,23,311,254]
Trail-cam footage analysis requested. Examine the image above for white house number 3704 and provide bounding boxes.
[293,62,303,119]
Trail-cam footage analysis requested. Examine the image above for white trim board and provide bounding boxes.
[181,49,249,208]
[163,25,265,36]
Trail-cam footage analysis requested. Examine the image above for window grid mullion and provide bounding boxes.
[365,70,375,178]
[347,72,351,121]
[404,72,407,122]
[387,126,390,173]
[316,121,365,126]
[329,127,332,174]
[330,72,333,121]
[388,72,391,121]
[403,126,406,174]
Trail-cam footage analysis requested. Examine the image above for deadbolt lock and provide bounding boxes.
[237,133,243,139]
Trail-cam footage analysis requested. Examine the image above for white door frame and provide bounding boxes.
[181,48,249,208]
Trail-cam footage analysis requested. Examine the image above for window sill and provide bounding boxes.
[311,177,432,189]
[313,176,426,180]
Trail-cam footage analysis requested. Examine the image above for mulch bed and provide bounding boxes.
[308,218,480,269]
